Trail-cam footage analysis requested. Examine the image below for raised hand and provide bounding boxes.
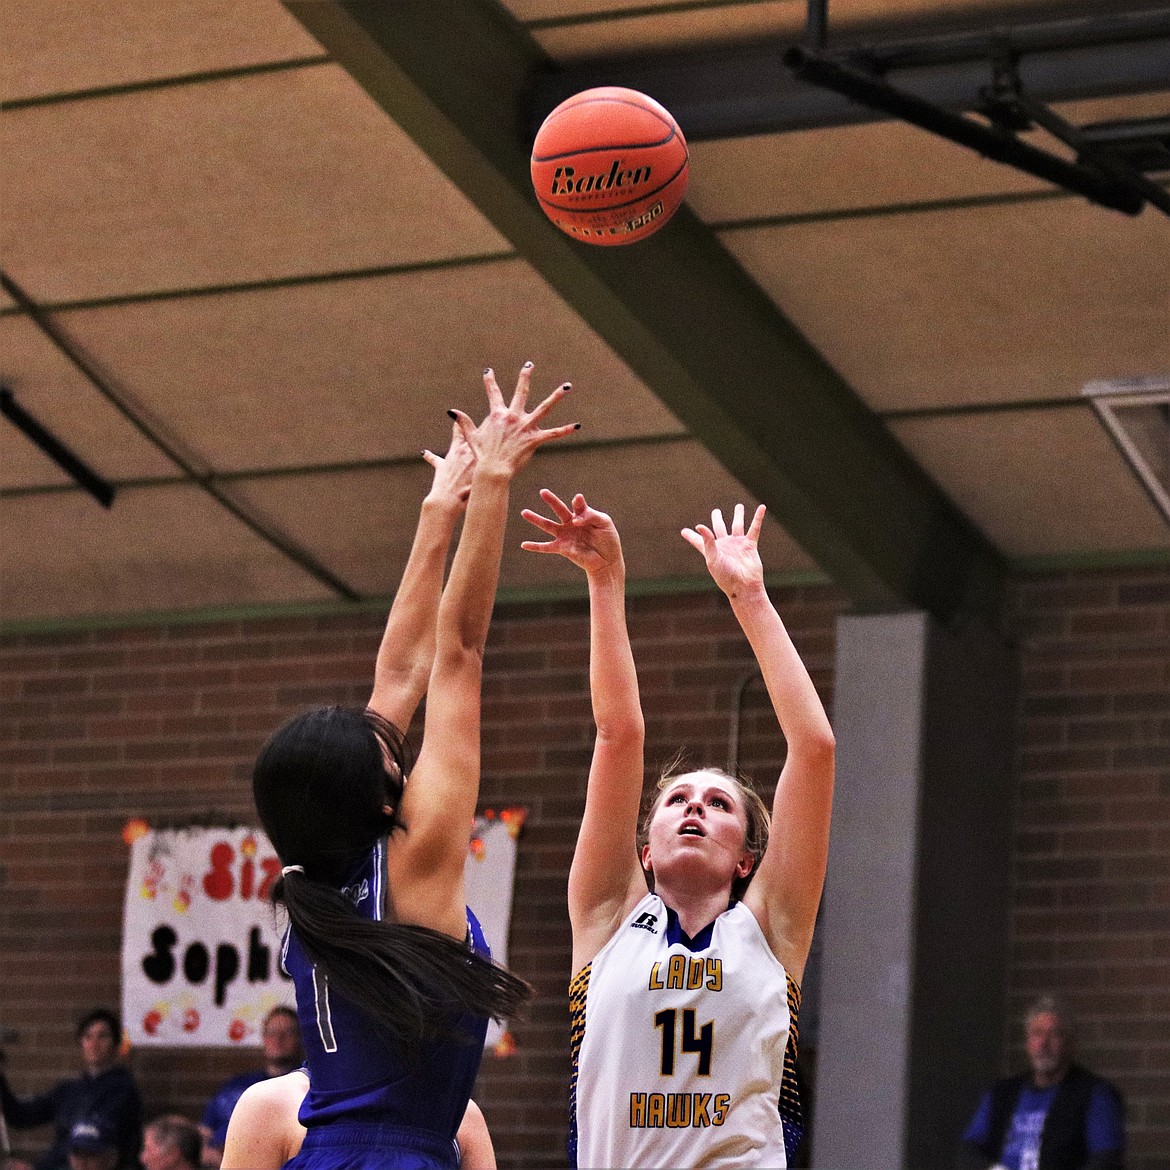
[521,490,623,575]
[681,503,767,597]
[422,419,476,510]
[450,363,577,481]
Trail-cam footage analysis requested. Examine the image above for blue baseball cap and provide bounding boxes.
[68,1117,118,1153]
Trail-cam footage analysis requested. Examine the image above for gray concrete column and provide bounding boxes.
[811,611,1017,1169]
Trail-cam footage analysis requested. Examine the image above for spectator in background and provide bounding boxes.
[960,994,1125,1170]
[65,1116,121,1170]
[141,1116,201,1170]
[0,1008,142,1170]
[199,1007,302,1166]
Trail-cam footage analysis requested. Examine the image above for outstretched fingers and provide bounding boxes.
[520,510,559,541]
[681,524,716,557]
[482,366,506,410]
[540,488,574,522]
[521,488,570,538]
[447,407,476,445]
[747,503,766,542]
[526,380,573,426]
[510,361,534,412]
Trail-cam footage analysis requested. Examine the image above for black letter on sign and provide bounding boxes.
[184,942,210,985]
[215,944,240,1006]
[142,926,177,984]
[247,927,270,983]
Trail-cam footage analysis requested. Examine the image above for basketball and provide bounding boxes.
[530,87,689,246]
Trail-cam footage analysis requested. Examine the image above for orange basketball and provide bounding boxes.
[530,87,689,246]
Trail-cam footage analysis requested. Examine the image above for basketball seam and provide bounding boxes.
[531,130,679,163]
[542,93,675,130]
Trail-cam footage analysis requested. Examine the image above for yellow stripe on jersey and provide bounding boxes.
[568,962,592,1164]
[779,972,804,1159]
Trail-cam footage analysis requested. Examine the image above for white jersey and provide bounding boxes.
[570,893,802,1169]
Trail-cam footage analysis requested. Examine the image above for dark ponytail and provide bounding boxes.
[254,706,530,1050]
[275,869,528,1048]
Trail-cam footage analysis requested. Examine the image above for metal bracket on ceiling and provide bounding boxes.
[782,36,1168,218]
[805,0,828,52]
[977,42,1032,132]
[975,51,1170,216]
[1,384,116,508]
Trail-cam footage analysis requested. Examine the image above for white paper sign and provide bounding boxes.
[122,811,525,1052]
[465,809,525,1052]
[121,825,292,1047]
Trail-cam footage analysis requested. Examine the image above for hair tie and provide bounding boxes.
[281,865,305,877]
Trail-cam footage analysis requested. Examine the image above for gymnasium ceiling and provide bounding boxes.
[1,0,1169,630]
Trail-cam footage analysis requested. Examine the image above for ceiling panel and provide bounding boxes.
[526,1,803,58]
[0,483,330,622]
[496,442,818,585]
[689,120,1049,223]
[0,316,178,489]
[1,0,319,103]
[3,0,1169,629]
[229,440,816,598]
[721,196,1170,413]
[1,64,510,303]
[890,406,1170,556]
[53,264,686,473]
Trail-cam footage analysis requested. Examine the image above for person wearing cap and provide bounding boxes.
[65,1116,120,1170]
[0,1008,142,1170]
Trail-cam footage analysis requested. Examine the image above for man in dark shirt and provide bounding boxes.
[961,995,1124,1170]
[0,1009,142,1170]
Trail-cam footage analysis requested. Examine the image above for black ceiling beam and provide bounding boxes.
[529,8,1170,142]
[284,0,1006,626]
[781,46,1148,215]
[1,386,116,507]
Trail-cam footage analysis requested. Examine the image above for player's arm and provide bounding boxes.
[0,1072,57,1128]
[522,492,645,972]
[367,421,474,731]
[387,366,575,940]
[457,1099,497,1170]
[220,1073,308,1170]
[683,505,835,983]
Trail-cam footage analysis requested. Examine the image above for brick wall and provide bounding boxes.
[1007,565,1170,1170]
[2,569,1167,1168]
[0,584,840,1169]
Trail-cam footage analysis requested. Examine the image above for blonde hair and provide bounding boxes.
[637,759,771,901]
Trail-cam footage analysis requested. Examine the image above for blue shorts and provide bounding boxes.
[283,1121,460,1170]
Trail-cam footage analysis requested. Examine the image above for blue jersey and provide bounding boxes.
[282,839,490,1148]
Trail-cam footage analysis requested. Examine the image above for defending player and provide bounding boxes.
[251,367,575,1170]
[221,1072,497,1170]
[521,491,835,1168]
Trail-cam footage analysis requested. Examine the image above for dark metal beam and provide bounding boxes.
[282,0,1006,625]
[1,385,116,507]
[781,46,1147,214]
[530,8,1170,141]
